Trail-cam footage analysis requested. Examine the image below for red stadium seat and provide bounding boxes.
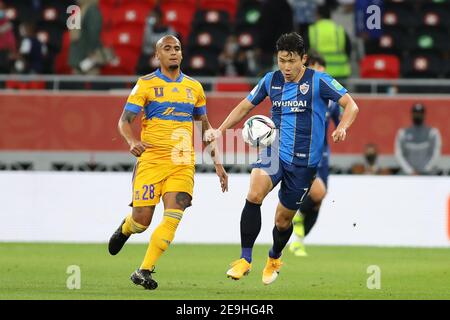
[360,54,400,79]
[102,25,144,51]
[155,0,196,5]
[100,0,118,6]
[160,2,196,42]
[110,2,154,27]
[119,0,156,4]
[55,49,72,74]
[99,1,115,30]
[102,47,140,75]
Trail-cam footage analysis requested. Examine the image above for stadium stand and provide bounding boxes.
[1,0,449,79]
[362,0,450,79]
[234,0,263,50]
[0,1,449,175]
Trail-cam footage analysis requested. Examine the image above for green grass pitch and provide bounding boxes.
[0,243,449,300]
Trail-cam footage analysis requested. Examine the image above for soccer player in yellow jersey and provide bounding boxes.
[108,35,228,290]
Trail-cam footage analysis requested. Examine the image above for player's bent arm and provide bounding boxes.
[118,110,149,157]
[218,98,255,135]
[331,94,359,143]
[194,114,229,192]
[337,93,359,131]
[194,114,219,163]
[118,110,138,145]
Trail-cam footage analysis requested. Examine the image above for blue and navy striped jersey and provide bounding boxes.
[246,68,347,167]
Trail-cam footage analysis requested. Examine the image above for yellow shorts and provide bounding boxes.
[131,161,194,207]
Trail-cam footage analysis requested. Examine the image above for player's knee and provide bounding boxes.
[275,215,292,231]
[310,184,327,203]
[132,206,154,227]
[175,192,192,210]
[247,190,265,204]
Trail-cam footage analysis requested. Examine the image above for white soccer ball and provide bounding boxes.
[242,115,277,148]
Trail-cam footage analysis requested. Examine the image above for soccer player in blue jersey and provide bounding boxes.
[289,52,342,257]
[206,32,359,285]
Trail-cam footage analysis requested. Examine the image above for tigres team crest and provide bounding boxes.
[299,82,309,95]
[154,87,164,97]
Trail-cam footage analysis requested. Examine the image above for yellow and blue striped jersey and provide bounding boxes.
[124,69,206,164]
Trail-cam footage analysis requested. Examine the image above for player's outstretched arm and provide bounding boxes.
[118,110,150,157]
[205,98,255,142]
[332,93,359,143]
[194,114,228,192]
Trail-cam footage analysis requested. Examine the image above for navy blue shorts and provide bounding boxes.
[316,153,329,187]
[253,148,317,210]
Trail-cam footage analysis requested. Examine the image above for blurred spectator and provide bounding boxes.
[219,35,256,76]
[69,0,109,74]
[351,143,391,175]
[14,22,47,74]
[306,5,351,79]
[0,0,16,72]
[395,103,442,175]
[288,0,317,39]
[257,0,294,74]
[137,8,176,74]
[142,8,176,56]
[219,35,240,76]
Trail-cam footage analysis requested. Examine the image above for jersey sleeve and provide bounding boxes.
[246,73,270,106]
[124,79,147,114]
[193,82,207,116]
[319,73,348,103]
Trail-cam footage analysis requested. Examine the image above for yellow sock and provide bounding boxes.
[121,214,148,236]
[293,213,305,238]
[140,209,183,270]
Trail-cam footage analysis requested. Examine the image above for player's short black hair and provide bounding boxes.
[307,51,326,68]
[411,103,425,113]
[276,32,306,57]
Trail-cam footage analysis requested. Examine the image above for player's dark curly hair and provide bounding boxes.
[276,32,306,57]
[307,50,327,67]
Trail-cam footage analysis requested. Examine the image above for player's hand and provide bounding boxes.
[215,164,228,192]
[204,128,221,142]
[331,127,347,143]
[129,140,151,157]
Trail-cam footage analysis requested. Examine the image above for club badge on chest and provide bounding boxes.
[299,82,309,95]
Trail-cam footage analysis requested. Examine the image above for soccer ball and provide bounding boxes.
[242,115,277,148]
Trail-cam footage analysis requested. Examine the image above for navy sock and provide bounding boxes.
[241,248,253,263]
[304,208,319,236]
[299,195,320,236]
[240,200,262,263]
[269,224,293,259]
[299,195,315,215]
